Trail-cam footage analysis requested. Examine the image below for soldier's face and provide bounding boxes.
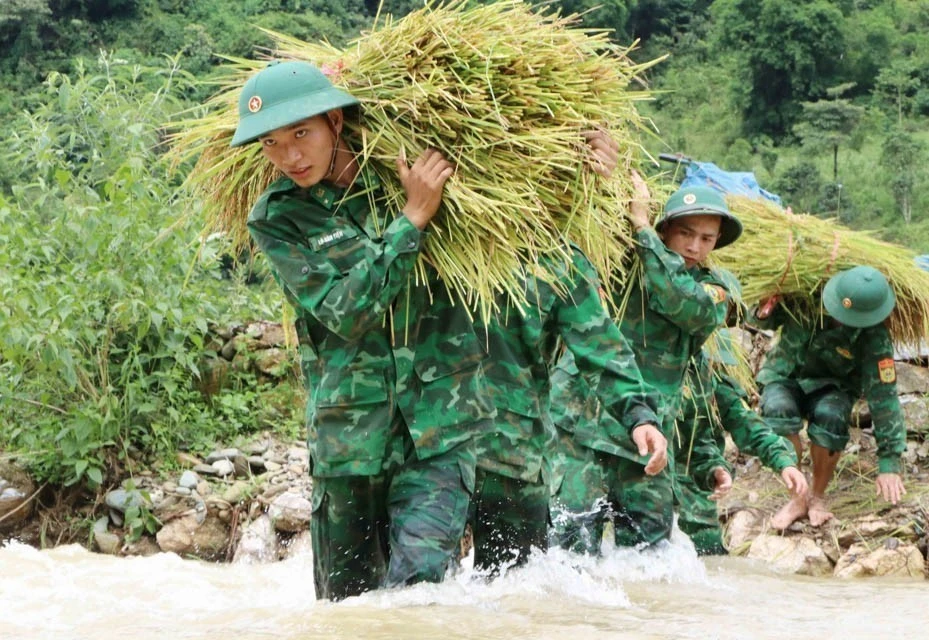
[661,215,722,267]
[258,113,339,187]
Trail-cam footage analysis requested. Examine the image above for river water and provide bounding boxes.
[2,530,926,640]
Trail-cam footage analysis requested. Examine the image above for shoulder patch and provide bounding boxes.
[878,358,896,384]
[702,283,727,305]
[835,347,853,360]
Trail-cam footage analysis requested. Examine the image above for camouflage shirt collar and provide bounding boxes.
[304,166,381,209]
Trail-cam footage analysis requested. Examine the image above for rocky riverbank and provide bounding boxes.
[2,322,928,579]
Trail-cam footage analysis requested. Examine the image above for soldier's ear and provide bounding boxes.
[326,109,344,135]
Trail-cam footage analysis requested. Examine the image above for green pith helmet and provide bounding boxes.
[230,60,359,148]
[822,265,896,328]
[656,185,743,249]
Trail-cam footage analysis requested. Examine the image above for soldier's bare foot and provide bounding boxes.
[808,496,834,526]
[771,495,808,530]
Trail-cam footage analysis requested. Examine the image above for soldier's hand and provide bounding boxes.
[780,466,808,497]
[396,147,454,230]
[627,169,652,231]
[875,473,906,505]
[708,467,732,501]
[583,128,619,178]
[632,422,667,475]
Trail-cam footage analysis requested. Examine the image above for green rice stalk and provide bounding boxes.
[167,0,664,321]
[713,196,929,347]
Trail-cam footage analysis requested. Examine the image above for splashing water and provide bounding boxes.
[1,528,926,640]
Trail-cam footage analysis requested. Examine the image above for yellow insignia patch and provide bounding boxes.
[703,283,727,305]
[835,347,853,359]
[878,358,896,383]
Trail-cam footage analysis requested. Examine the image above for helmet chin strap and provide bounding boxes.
[323,117,341,182]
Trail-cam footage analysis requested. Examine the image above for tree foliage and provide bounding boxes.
[713,0,845,137]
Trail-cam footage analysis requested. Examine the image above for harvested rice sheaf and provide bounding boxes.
[168,0,664,321]
[714,196,929,347]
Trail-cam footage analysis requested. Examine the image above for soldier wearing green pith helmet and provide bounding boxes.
[757,265,907,530]
[230,60,494,600]
[549,177,742,552]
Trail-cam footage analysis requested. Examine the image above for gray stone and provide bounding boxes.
[724,509,762,554]
[899,395,929,435]
[834,541,927,578]
[268,491,312,533]
[233,515,281,564]
[104,489,149,514]
[206,448,242,464]
[212,459,235,477]
[155,513,229,560]
[894,362,929,395]
[178,470,200,490]
[0,461,37,531]
[93,517,121,555]
[747,535,833,577]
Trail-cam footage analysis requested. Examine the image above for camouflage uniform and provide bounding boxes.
[675,353,797,555]
[472,249,659,571]
[550,227,730,551]
[248,172,493,600]
[757,315,906,474]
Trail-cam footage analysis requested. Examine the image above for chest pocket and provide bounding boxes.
[308,225,363,274]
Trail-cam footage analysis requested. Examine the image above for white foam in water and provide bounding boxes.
[343,519,706,611]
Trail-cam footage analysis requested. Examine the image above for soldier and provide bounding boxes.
[231,60,494,599]
[472,247,667,573]
[469,132,666,573]
[757,265,907,529]
[675,328,808,555]
[550,177,743,551]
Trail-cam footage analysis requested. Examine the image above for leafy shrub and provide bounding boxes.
[0,53,300,488]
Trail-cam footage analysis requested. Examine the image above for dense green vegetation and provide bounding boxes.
[1,0,927,489]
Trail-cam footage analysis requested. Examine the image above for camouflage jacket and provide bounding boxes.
[247,174,493,477]
[481,249,660,480]
[756,316,905,474]
[677,354,797,491]
[615,228,730,428]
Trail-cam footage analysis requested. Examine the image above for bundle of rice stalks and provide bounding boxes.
[167,0,662,321]
[713,196,929,346]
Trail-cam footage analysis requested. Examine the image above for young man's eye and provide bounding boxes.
[294,129,308,139]
[260,138,275,147]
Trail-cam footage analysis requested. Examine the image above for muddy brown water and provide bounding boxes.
[1,530,926,640]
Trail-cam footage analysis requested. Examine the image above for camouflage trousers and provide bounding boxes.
[310,420,475,601]
[550,438,674,553]
[673,472,726,556]
[760,381,854,453]
[469,468,549,573]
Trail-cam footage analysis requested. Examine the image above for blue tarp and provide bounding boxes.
[679,160,782,205]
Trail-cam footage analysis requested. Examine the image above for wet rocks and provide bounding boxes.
[747,535,833,577]
[0,460,37,531]
[834,540,927,579]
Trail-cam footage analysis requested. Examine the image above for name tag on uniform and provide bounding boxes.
[878,358,896,383]
[310,227,358,251]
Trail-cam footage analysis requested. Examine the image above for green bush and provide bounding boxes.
[0,54,300,488]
